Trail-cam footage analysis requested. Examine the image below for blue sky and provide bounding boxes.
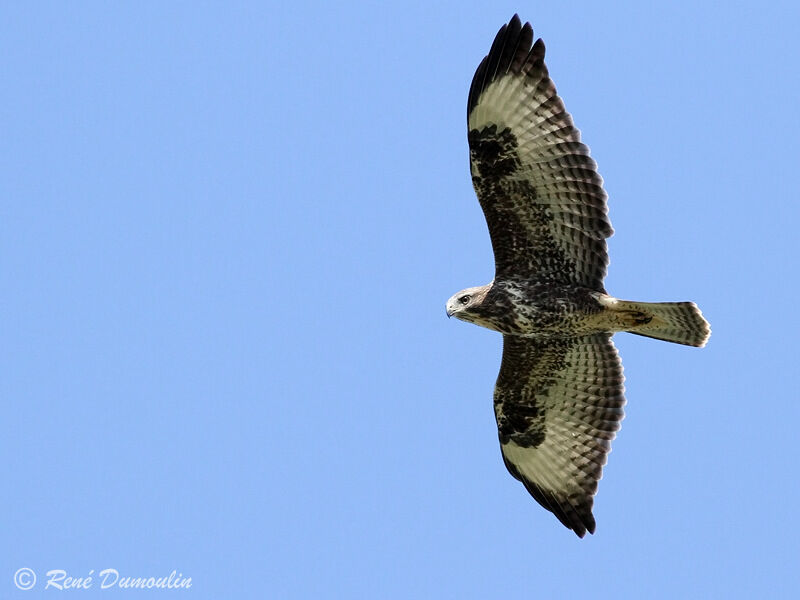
[3,1,799,598]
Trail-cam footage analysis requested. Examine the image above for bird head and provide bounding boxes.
[446,284,491,322]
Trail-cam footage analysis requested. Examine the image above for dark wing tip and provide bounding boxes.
[467,16,543,119]
[532,38,546,62]
[524,480,596,538]
[503,453,596,538]
[547,488,596,538]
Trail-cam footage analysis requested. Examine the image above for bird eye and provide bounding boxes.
[459,295,471,304]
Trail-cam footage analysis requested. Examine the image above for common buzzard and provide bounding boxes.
[446,15,710,537]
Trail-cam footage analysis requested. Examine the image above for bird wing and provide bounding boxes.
[468,15,612,290]
[495,333,625,537]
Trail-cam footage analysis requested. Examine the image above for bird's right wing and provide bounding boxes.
[494,333,626,537]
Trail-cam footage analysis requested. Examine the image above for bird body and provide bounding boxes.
[446,15,710,537]
[448,281,602,336]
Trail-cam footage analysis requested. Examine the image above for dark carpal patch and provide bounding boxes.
[494,335,572,447]
[468,126,520,179]
[498,400,547,447]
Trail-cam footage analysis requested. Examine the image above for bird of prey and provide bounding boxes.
[446,15,710,537]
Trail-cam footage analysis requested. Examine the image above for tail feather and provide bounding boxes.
[617,300,710,347]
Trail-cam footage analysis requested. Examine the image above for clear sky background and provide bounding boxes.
[3,1,799,598]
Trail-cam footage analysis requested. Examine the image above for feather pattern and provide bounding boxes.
[467,15,612,291]
[496,333,625,537]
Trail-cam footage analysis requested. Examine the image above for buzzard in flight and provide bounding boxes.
[446,15,710,537]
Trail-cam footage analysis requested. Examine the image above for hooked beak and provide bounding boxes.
[446,305,455,318]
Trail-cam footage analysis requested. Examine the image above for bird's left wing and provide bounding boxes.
[495,333,626,537]
[468,15,612,290]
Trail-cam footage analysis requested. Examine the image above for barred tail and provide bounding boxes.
[617,300,711,347]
